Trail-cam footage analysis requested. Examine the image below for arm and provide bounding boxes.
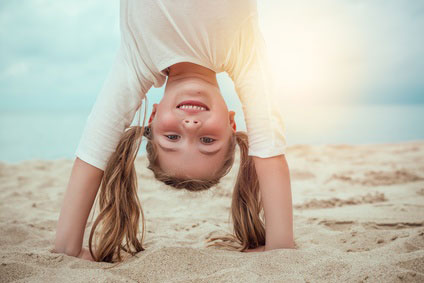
[253,155,294,250]
[226,13,292,251]
[54,1,153,258]
[53,157,103,258]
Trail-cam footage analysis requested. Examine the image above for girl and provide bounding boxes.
[54,0,294,263]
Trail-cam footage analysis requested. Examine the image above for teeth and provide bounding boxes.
[178,104,206,111]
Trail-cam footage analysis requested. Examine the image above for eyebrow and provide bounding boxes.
[157,143,222,156]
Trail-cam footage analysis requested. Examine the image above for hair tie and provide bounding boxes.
[143,125,151,137]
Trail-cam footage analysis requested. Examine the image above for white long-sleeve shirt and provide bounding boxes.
[75,0,286,171]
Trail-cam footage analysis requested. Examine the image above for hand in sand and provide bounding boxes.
[243,245,265,253]
[50,247,95,261]
[77,247,95,261]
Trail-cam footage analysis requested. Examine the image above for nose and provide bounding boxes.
[182,118,201,130]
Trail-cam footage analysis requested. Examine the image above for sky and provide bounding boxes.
[0,0,423,162]
[0,0,423,112]
[260,0,424,105]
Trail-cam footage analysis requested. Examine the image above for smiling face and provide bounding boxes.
[148,75,236,179]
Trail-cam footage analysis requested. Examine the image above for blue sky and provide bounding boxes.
[1,0,423,112]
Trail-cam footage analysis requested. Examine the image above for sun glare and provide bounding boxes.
[258,1,363,105]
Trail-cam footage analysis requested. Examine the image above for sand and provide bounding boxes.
[1,142,423,282]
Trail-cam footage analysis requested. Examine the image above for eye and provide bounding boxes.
[200,137,215,144]
[165,135,180,140]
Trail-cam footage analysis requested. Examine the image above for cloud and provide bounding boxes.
[1,61,29,77]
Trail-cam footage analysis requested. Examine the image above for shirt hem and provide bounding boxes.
[157,56,219,76]
[75,149,107,171]
[248,147,286,158]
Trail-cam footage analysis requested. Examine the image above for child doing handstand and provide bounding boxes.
[54,0,294,263]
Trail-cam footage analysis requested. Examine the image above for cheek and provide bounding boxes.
[204,114,230,133]
[155,111,178,130]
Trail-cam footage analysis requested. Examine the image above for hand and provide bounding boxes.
[243,245,265,253]
[77,247,95,261]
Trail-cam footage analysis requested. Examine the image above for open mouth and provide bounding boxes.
[176,100,209,111]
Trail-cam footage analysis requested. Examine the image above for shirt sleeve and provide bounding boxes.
[74,2,154,171]
[226,13,287,158]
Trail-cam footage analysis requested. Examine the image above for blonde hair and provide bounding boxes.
[88,100,264,263]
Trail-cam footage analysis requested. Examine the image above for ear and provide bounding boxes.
[229,111,236,132]
[148,104,158,124]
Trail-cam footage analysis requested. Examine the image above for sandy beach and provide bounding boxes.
[1,141,423,282]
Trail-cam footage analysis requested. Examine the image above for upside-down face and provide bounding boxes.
[148,73,236,180]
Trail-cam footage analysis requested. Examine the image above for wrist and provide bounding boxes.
[77,248,85,258]
[53,244,82,258]
[265,242,295,251]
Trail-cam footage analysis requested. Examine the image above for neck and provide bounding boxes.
[167,62,218,86]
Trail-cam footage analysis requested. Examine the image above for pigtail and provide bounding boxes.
[88,97,151,263]
[231,132,265,250]
[206,131,265,251]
